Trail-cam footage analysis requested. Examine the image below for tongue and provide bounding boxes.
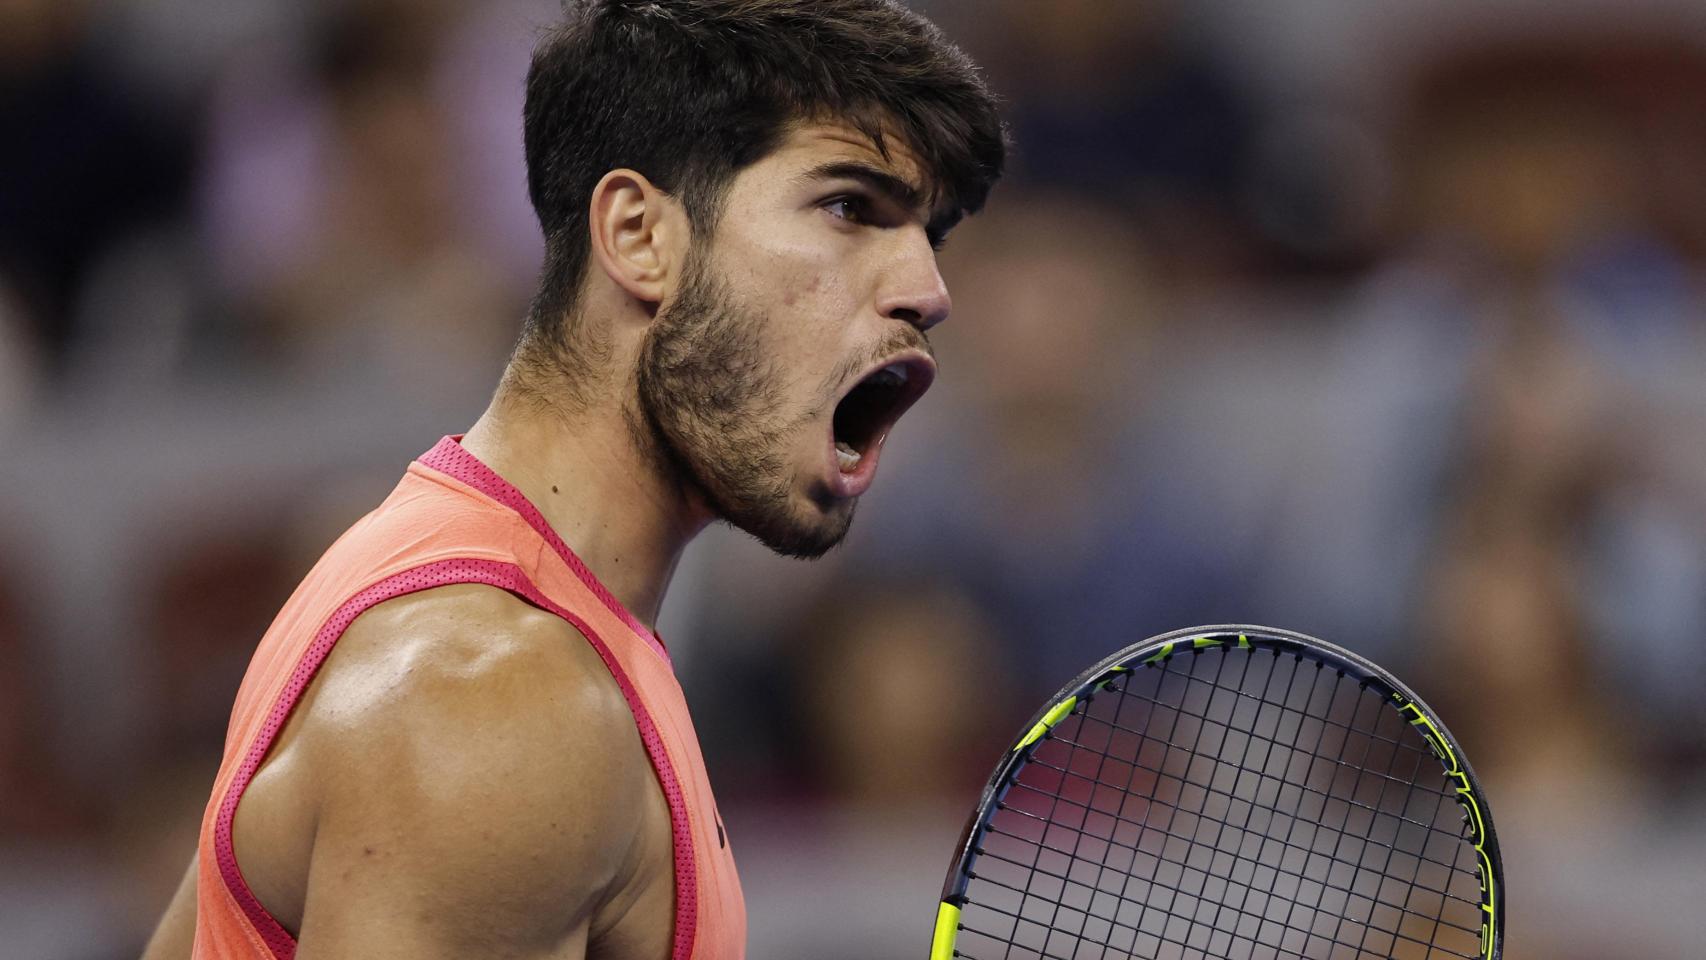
[835,440,862,473]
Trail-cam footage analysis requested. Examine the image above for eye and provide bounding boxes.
[823,195,870,224]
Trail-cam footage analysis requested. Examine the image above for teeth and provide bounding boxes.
[835,440,862,472]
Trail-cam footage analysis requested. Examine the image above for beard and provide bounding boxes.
[634,255,854,559]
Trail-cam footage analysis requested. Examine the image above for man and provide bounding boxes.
[141,1,1004,957]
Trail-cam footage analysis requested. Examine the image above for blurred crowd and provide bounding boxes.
[3,0,1705,957]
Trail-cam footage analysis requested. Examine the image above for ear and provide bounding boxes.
[587,169,687,309]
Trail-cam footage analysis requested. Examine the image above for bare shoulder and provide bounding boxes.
[305,582,639,764]
[282,583,656,954]
[307,580,647,787]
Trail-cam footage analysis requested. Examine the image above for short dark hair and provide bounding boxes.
[519,0,1006,353]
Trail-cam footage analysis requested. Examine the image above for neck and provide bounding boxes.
[459,372,711,630]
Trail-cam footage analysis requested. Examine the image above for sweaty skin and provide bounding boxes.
[141,122,952,959]
[265,586,671,958]
[143,587,674,960]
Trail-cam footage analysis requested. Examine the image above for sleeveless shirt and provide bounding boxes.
[192,436,745,959]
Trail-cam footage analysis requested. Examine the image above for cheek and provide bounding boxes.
[774,271,855,340]
[752,262,862,365]
[724,213,851,306]
[716,221,867,380]
[780,272,820,309]
[791,251,864,328]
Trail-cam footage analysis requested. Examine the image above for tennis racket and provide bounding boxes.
[930,625,1502,960]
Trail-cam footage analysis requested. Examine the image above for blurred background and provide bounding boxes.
[3,0,1705,956]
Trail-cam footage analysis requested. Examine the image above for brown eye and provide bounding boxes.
[824,196,867,223]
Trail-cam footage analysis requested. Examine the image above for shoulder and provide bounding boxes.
[294,583,652,939]
[305,582,649,823]
[307,582,643,788]
[312,582,628,720]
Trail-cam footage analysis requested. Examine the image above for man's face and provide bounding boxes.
[636,122,952,558]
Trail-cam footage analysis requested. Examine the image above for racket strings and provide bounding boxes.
[1068,644,1396,957]
[1091,679,1453,822]
[1028,659,1461,956]
[1124,652,1474,955]
[968,805,1468,957]
[953,647,1484,960]
[989,762,1477,917]
[1015,709,1471,889]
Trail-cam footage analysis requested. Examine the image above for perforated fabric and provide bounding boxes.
[193,438,745,960]
[212,559,699,960]
[419,436,671,664]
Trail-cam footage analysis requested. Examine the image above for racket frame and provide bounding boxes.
[931,624,1503,960]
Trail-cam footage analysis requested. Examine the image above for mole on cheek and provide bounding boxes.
[783,275,822,309]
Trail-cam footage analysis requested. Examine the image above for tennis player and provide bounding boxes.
[139,2,1003,958]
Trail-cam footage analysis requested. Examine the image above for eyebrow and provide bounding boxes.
[794,160,961,244]
[797,160,924,209]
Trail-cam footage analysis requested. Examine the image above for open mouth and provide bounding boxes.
[830,354,935,479]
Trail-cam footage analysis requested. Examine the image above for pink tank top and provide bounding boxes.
[193,436,745,959]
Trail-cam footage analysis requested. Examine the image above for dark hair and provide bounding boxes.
[519,0,1006,354]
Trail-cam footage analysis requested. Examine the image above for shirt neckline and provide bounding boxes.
[416,434,671,665]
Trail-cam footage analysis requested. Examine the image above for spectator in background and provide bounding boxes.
[1413,290,1693,960]
[0,556,96,841]
[1417,301,1625,816]
[941,0,1258,275]
[0,548,117,959]
[1253,39,1706,671]
[0,0,193,380]
[787,581,1014,812]
[202,0,520,388]
[732,579,1016,959]
[1261,40,1706,957]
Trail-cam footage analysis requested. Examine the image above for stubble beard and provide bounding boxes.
[634,255,854,559]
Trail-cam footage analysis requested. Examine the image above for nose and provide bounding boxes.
[876,231,952,332]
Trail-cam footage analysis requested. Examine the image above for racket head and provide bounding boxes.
[932,625,1502,960]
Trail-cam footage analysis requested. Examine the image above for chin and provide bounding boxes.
[730,495,855,560]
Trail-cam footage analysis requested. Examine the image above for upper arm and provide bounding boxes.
[291,588,651,960]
